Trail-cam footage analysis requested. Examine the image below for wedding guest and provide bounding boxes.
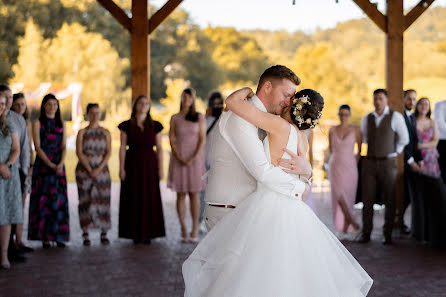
[118,95,165,244]
[0,85,29,262]
[302,129,317,214]
[400,89,423,236]
[434,99,446,184]
[198,91,224,233]
[328,104,362,240]
[414,97,446,249]
[76,103,111,246]
[28,94,69,248]
[0,93,22,269]
[168,88,206,243]
[358,89,409,245]
[11,93,34,253]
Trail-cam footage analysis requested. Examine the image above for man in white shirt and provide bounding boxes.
[434,100,446,184]
[204,65,311,230]
[358,89,409,245]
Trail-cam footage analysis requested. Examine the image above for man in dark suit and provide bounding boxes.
[400,89,423,235]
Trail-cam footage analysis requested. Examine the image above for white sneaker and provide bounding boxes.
[335,231,347,241]
[198,221,207,234]
[346,229,362,241]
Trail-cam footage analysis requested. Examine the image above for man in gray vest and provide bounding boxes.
[358,89,409,245]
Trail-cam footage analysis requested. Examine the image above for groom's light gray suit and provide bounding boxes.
[204,95,306,229]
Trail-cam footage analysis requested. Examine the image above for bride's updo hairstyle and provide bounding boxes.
[291,89,324,130]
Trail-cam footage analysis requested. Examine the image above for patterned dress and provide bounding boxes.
[0,122,22,226]
[417,126,441,178]
[28,118,69,242]
[75,127,111,230]
[167,113,206,193]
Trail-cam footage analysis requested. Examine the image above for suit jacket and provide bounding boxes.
[403,111,422,168]
[205,95,305,206]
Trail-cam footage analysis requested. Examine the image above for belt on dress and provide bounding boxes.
[207,203,236,209]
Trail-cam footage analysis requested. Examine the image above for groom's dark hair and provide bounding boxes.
[257,65,300,93]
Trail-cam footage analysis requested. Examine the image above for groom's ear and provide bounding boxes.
[263,80,273,94]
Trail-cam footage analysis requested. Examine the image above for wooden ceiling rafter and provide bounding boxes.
[351,0,387,32]
[96,0,131,32]
[404,0,436,30]
[149,0,183,34]
[96,0,183,35]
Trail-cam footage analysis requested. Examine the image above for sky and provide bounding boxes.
[149,0,446,33]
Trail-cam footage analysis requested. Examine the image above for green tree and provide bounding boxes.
[204,27,270,84]
[12,22,129,118]
[12,19,45,88]
[291,42,371,122]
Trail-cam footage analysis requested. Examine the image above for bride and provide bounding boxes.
[182,87,373,297]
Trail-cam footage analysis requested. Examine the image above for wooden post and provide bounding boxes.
[131,0,149,102]
[386,0,405,228]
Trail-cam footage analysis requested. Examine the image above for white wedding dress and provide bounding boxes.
[182,124,373,297]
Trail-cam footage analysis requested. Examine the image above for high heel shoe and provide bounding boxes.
[188,237,199,244]
[82,233,91,246]
[100,232,110,245]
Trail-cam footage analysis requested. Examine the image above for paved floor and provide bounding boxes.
[1,182,445,297]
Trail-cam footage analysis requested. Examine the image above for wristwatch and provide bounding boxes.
[6,162,12,169]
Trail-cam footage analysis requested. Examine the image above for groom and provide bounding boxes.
[204,65,312,229]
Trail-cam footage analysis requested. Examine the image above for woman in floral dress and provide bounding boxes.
[28,94,69,248]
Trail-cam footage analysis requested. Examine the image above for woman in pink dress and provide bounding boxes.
[168,88,206,243]
[328,105,362,240]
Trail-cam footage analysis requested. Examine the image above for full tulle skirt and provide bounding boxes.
[182,186,373,297]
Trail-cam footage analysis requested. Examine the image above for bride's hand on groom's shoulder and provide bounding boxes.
[278,148,312,177]
[225,87,255,108]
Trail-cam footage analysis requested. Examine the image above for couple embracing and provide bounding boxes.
[182,65,373,297]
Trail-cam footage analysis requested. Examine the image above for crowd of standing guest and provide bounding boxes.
[1,80,445,270]
[328,88,446,249]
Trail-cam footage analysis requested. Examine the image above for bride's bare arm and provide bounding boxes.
[225,87,289,136]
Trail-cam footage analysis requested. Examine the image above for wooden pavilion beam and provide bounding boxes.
[352,0,387,32]
[405,0,436,31]
[149,0,183,34]
[96,0,131,32]
[386,0,405,228]
[131,0,149,101]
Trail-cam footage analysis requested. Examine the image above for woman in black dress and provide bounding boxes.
[118,95,165,244]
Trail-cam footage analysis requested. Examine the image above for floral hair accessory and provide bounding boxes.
[292,95,322,128]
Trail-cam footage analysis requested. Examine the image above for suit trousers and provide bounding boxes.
[361,158,397,237]
[438,140,446,184]
[203,205,233,230]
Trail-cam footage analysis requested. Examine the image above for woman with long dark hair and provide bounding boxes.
[28,94,69,248]
[413,97,446,249]
[168,88,206,243]
[118,95,165,244]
